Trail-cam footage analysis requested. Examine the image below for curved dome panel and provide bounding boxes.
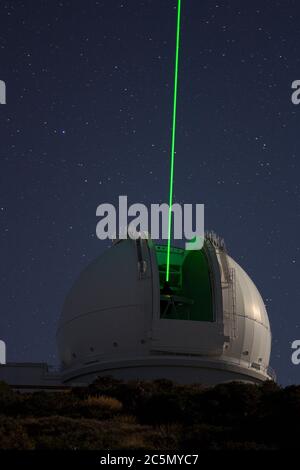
[228,256,270,328]
[57,240,154,369]
[220,254,271,372]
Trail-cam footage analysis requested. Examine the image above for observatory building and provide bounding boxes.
[0,234,275,389]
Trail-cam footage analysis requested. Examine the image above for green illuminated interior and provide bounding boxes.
[156,244,214,322]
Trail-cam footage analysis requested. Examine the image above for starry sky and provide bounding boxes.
[0,0,299,385]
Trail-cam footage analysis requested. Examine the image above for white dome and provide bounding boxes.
[57,237,273,385]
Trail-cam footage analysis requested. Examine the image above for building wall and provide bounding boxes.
[0,363,61,389]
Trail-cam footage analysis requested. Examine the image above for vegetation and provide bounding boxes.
[0,378,299,450]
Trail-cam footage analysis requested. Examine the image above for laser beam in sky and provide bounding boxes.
[166,0,182,282]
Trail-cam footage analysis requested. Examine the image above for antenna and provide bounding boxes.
[166,0,182,282]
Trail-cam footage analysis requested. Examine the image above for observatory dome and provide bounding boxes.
[57,235,274,385]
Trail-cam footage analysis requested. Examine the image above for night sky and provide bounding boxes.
[0,0,299,385]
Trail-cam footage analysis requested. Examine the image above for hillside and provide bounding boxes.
[0,378,298,450]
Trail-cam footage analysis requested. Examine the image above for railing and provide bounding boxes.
[222,267,237,340]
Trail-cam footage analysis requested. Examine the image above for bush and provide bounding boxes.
[22,415,152,450]
[179,423,230,450]
[0,415,33,449]
[78,395,123,419]
[0,381,13,397]
[19,391,79,418]
[0,382,24,416]
[22,416,120,449]
[136,391,184,425]
[149,424,182,450]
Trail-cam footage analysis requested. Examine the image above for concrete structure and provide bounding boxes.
[0,363,62,391]
[0,234,275,389]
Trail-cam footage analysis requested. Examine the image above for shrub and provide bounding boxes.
[84,395,122,411]
[0,382,24,417]
[179,423,230,450]
[22,416,121,450]
[149,424,182,450]
[136,391,184,425]
[0,381,13,397]
[0,415,33,449]
[19,391,79,418]
[78,395,123,419]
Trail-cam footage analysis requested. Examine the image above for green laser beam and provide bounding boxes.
[166,0,182,282]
